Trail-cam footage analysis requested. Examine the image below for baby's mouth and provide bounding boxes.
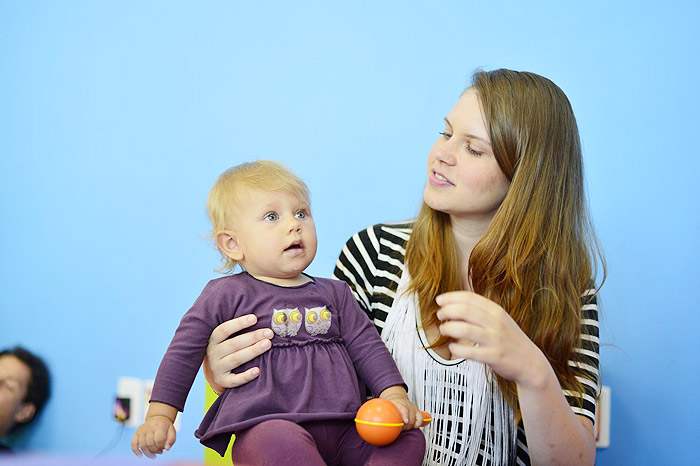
[285,240,304,252]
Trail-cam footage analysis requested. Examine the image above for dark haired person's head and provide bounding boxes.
[0,347,51,439]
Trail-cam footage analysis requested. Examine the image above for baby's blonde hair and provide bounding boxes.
[207,160,310,273]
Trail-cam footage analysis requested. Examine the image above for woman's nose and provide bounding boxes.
[433,140,456,165]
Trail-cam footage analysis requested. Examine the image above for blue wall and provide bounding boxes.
[1,1,698,464]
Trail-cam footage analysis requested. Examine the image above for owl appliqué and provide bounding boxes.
[304,306,332,336]
[270,308,303,337]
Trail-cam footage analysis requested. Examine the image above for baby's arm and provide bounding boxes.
[335,283,423,429]
[131,402,178,459]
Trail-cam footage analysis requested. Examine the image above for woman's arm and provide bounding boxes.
[516,357,595,466]
[436,291,596,466]
[332,223,412,323]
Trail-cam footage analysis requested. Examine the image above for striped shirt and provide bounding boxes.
[333,222,600,466]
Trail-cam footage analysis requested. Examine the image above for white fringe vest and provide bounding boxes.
[381,269,516,466]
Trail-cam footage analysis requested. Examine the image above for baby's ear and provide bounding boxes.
[216,230,244,261]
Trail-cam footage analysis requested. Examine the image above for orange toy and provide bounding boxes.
[354,398,432,446]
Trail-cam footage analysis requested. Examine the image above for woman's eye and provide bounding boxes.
[295,210,307,219]
[439,131,452,140]
[264,213,279,221]
[467,142,484,156]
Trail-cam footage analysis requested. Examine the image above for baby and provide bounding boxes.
[131,160,425,465]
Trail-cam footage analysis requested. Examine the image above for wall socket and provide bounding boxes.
[116,377,143,428]
[116,377,180,430]
[596,385,611,448]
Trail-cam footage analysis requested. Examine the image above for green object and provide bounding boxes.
[203,383,235,465]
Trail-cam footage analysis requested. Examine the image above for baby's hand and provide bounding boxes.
[131,415,177,459]
[379,386,424,430]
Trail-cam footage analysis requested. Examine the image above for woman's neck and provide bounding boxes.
[449,214,493,288]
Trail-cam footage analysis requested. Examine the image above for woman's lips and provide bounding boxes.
[429,169,454,187]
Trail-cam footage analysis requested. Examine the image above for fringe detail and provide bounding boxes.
[382,270,516,466]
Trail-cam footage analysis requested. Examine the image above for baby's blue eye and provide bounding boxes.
[295,210,307,219]
[264,213,279,221]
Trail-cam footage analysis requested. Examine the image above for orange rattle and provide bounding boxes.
[354,398,432,446]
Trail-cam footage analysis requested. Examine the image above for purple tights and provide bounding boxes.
[230,419,425,466]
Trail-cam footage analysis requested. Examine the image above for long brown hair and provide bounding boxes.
[405,69,605,418]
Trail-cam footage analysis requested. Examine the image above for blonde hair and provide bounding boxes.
[405,69,605,420]
[207,160,310,273]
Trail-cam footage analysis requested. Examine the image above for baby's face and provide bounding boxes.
[230,188,317,282]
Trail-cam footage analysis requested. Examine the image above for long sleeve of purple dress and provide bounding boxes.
[149,273,406,456]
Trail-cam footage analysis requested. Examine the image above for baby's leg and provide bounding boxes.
[362,428,426,466]
[306,419,426,466]
[230,419,326,466]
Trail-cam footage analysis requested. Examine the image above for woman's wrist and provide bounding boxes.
[516,345,555,393]
[203,357,225,394]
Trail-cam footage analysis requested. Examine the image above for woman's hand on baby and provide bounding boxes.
[131,415,176,459]
[203,314,274,392]
[436,291,549,389]
[379,386,424,430]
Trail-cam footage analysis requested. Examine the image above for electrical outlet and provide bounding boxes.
[116,377,144,428]
[116,377,181,431]
[113,397,130,422]
[596,385,611,448]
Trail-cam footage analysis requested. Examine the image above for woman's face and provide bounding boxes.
[423,88,510,223]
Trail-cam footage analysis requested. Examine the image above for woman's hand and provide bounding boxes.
[437,291,596,465]
[203,314,274,392]
[435,291,548,389]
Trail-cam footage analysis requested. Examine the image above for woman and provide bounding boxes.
[205,69,604,466]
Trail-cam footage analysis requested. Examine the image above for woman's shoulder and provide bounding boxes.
[346,220,414,249]
[374,220,414,241]
[336,221,413,271]
[372,220,414,235]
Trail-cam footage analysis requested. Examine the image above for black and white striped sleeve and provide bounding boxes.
[565,288,601,424]
[332,222,412,332]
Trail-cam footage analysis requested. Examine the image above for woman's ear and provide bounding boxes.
[15,402,36,425]
[216,231,244,261]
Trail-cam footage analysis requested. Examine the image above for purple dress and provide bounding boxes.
[149,272,406,456]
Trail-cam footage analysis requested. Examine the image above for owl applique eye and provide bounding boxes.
[271,308,302,337]
[271,309,288,337]
[304,306,332,336]
[287,309,302,336]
